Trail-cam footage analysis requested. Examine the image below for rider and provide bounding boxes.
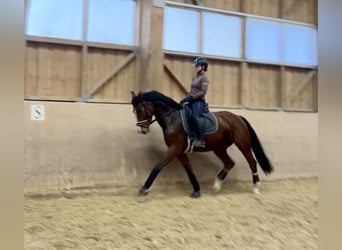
[180,57,209,148]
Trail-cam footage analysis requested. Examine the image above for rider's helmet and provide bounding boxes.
[192,57,208,72]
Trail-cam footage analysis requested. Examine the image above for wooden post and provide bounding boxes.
[280,66,286,109]
[239,1,246,107]
[137,0,152,91]
[278,0,284,109]
[80,0,89,96]
[312,71,318,111]
[240,62,248,107]
[278,0,283,18]
[148,2,165,91]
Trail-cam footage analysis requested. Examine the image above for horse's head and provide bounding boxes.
[131,91,155,134]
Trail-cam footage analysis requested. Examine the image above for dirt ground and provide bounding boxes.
[24,177,317,250]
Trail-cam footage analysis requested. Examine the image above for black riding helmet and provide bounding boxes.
[193,57,208,72]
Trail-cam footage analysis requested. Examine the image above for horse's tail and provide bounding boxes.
[240,116,274,175]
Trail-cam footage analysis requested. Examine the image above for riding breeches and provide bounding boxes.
[191,100,205,118]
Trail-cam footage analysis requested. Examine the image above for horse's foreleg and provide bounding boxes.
[177,154,201,198]
[213,149,235,192]
[139,147,179,196]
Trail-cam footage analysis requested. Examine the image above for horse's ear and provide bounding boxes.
[138,91,143,101]
[130,91,136,98]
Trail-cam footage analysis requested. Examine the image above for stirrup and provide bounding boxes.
[194,140,206,148]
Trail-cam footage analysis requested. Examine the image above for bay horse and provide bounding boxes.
[131,90,273,198]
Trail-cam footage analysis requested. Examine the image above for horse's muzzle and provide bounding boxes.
[138,126,150,134]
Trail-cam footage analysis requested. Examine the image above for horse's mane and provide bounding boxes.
[142,91,180,108]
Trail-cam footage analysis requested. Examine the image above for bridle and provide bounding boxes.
[134,101,180,128]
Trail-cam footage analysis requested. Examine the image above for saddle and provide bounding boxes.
[180,103,218,140]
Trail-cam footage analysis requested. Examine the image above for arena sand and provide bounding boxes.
[25,177,317,250]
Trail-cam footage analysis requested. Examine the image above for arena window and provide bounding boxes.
[283,24,317,66]
[163,7,200,53]
[87,0,136,46]
[202,13,241,58]
[246,18,317,67]
[25,0,83,41]
[245,18,282,63]
[164,3,317,68]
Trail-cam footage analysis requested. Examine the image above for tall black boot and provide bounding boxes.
[193,117,206,148]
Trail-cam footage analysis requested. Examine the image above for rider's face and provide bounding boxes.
[194,65,203,73]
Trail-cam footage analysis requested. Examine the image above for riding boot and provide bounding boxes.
[193,117,206,148]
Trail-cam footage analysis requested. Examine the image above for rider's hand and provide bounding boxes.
[180,95,193,104]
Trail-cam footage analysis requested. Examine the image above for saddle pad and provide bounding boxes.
[180,105,218,135]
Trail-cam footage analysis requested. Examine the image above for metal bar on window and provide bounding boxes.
[198,11,203,54]
[163,50,318,69]
[165,1,317,28]
[25,35,137,51]
[25,35,83,46]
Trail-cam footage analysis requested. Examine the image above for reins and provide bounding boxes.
[149,106,180,125]
[136,103,180,127]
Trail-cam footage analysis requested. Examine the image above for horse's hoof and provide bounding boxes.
[138,187,149,196]
[213,179,223,193]
[191,191,201,198]
[253,187,261,195]
[253,183,261,195]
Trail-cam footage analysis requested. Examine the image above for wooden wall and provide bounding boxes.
[25,42,82,98]
[84,48,138,102]
[24,0,317,111]
[24,42,138,102]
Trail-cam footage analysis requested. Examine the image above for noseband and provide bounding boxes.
[134,102,153,127]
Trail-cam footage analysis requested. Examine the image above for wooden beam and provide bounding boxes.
[24,96,77,102]
[25,35,83,46]
[25,35,137,51]
[24,0,28,18]
[183,0,204,5]
[312,71,318,111]
[163,63,188,95]
[80,0,89,96]
[86,42,136,51]
[313,0,318,25]
[239,0,245,12]
[280,66,286,108]
[239,61,248,107]
[137,0,152,90]
[239,0,247,106]
[194,0,205,6]
[150,6,165,91]
[283,0,300,19]
[284,70,317,105]
[278,0,283,18]
[183,0,193,4]
[78,52,136,102]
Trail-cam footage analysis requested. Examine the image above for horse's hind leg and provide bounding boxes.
[177,154,201,198]
[212,149,235,192]
[235,142,260,194]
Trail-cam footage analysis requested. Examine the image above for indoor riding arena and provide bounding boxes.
[24,0,318,249]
